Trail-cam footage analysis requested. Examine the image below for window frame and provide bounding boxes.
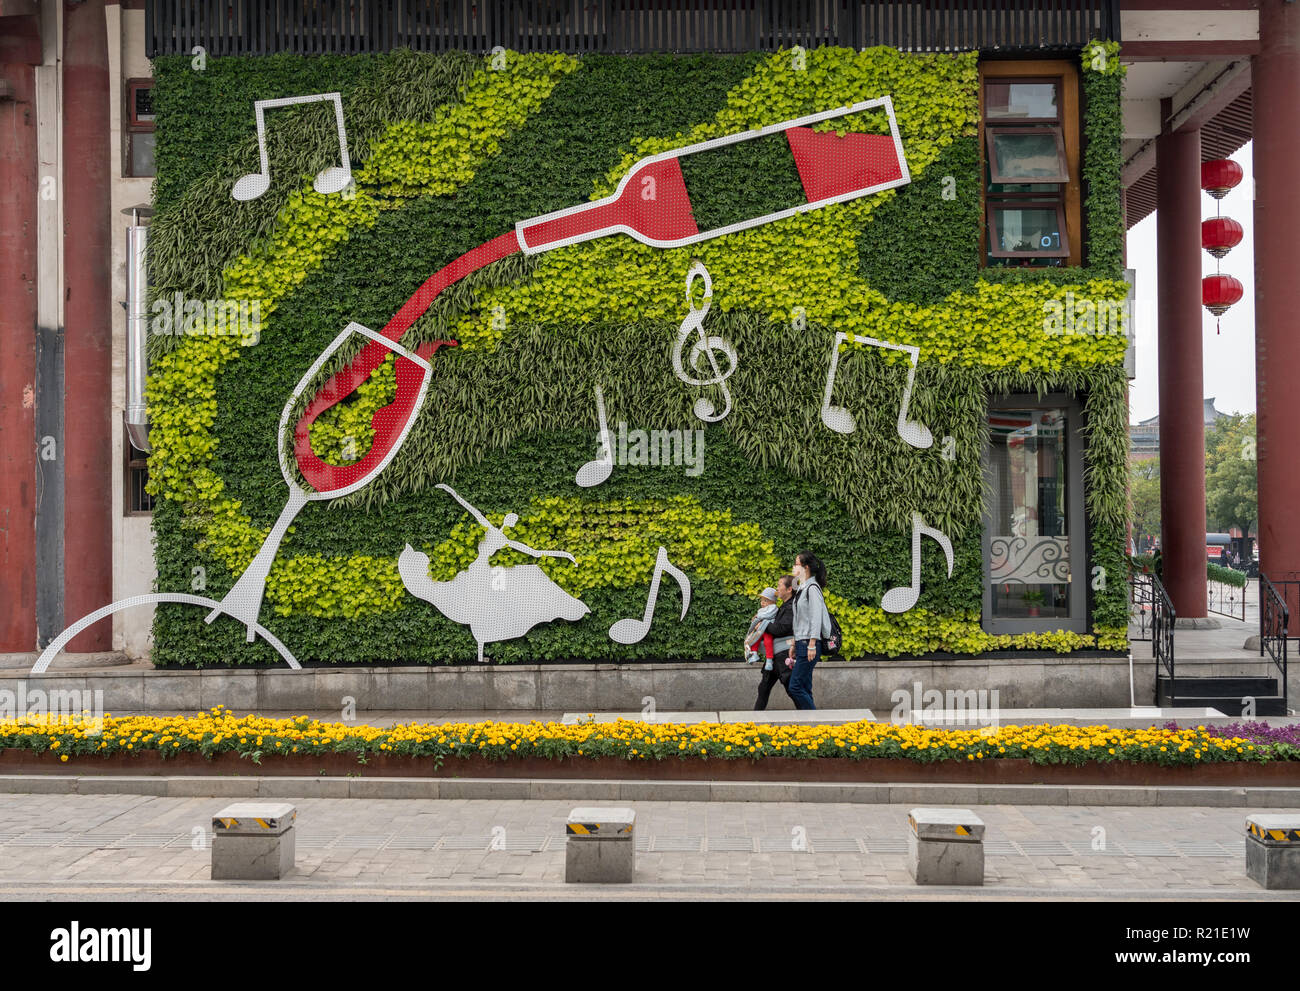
[123,77,155,179]
[979,60,1082,269]
[980,393,1088,635]
[986,199,1071,259]
[124,428,154,517]
[983,76,1064,124]
[984,125,1070,185]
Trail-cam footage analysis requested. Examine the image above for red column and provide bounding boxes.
[1255,0,1300,620]
[62,0,113,651]
[1155,121,1208,618]
[0,41,40,651]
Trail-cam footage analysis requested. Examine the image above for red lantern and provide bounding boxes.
[1201,217,1244,259]
[1202,274,1244,316]
[1201,159,1244,199]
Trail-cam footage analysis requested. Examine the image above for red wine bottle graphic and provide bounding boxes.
[516,96,909,252]
[295,96,908,492]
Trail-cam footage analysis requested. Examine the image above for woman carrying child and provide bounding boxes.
[752,575,797,710]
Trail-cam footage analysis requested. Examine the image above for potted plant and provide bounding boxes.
[1022,589,1045,617]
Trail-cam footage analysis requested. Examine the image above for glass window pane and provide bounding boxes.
[133,85,155,123]
[989,130,1067,182]
[988,182,1059,194]
[130,131,156,177]
[991,205,1064,254]
[987,408,1071,620]
[986,81,1059,120]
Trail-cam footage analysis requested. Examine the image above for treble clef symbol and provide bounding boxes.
[672,261,737,423]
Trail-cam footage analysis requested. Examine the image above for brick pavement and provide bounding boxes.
[1,794,1298,898]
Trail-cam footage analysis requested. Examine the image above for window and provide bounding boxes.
[985,127,1069,184]
[981,396,1087,634]
[123,79,155,178]
[987,201,1069,258]
[980,62,1080,267]
[984,80,1060,122]
[125,428,153,516]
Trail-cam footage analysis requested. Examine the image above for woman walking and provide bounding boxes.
[788,551,831,710]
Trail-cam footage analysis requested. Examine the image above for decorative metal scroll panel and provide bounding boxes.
[989,536,1069,585]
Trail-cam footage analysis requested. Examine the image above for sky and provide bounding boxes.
[1124,141,1255,424]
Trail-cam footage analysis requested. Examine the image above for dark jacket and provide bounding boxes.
[766,593,797,655]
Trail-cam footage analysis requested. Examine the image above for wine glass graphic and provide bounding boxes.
[202,321,450,644]
[29,321,447,675]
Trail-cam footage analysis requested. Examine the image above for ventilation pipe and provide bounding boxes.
[125,207,150,452]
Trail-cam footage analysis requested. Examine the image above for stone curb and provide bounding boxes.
[1,775,1297,806]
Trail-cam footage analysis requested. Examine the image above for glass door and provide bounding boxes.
[982,396,1087,633]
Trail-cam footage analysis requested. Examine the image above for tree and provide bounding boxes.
[1204,413,1257,539]
[1129,457,1161,551]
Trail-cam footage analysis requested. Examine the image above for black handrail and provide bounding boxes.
[1205,575,1246,621]
[1151,571,1175,704]
[1128,568,1154,642]
[1259,572,1290,712]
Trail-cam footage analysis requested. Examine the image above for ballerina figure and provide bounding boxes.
[399,484,590,663]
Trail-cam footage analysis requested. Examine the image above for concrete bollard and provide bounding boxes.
[565,807,635,883]
[211,802,297,880]
[1245,815,1300,890]
[907,808,985,886]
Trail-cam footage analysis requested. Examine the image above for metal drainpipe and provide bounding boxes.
[125,209,150,453]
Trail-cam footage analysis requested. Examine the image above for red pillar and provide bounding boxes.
[1255,0,1300,616]
[0,35,41,651]
[62,0,113,651]
[1155,120,1208,618]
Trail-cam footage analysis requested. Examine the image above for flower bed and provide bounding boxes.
[3,709,1297,768]
[1165,720,1300,748]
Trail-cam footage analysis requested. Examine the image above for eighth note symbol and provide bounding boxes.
[881,512,954,613]
[575,384,613,488]
[820,331,933,448]
[609,546,692,644]
[232,92,353,201]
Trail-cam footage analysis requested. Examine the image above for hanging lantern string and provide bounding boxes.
[1206,163,1216,331]
[1200,160,1244,334]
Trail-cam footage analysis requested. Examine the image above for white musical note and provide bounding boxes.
[575,384,613,487]
[232,92,353,201]
[609,546,692,644]
[819,330,933,448]
[881,512,954,613]
[672,262,737,423]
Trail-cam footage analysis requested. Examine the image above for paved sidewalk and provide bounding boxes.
[1,794,1296,900]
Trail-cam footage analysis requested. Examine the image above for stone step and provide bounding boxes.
[1155,693,1288,717]
[1157,675,1279,696]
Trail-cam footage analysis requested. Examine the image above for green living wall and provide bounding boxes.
[145,43,1130,665]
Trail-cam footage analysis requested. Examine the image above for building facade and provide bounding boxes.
[1130,397,1226,463]
[2,1,1294,668]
